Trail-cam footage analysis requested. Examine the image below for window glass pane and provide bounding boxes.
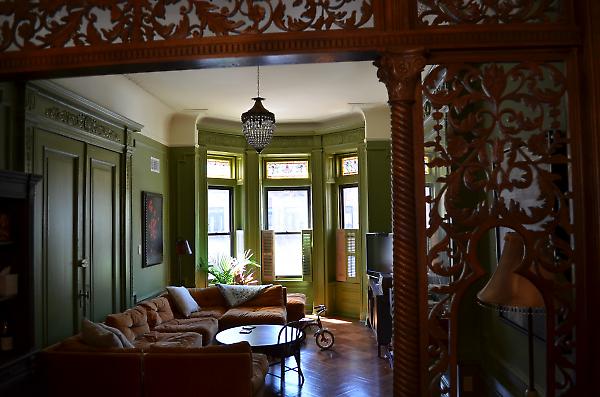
[207,158,233,179]
[208,235,231,264]
[266,160,309,179]
[341,186,359,229]
[341,156,359,176]
[208,188,231,233]
[267,190,309,232]
[274,234,302,276]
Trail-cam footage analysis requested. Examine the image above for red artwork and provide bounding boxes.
[143,192,163,267]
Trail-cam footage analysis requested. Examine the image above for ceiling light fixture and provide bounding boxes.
[241,65,275,153]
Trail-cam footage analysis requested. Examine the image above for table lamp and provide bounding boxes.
[477,232,545,397]
[175,239,193,286]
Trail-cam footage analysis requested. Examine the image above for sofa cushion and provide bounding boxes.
[188,306,227,320]
[106,307,150,342]
[153,317,219,346]
[81,318,123,348]
[49,334,141,353]
[166,286,200,317]
[245,284,285,307]
[216,284,272,308]
[99,323,135,348]
[132,331,202,350]
[140,297,175,327]
[188,286,228,307]
[286,292,307,322]
[148,332,203,350]
[251,353,269,395]
[218,306,287,331]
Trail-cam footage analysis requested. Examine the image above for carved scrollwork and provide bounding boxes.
[44,107,121,143]
[0,0,374,52]
[417,0,564,25]
[423,61,574,395]
[375,51,427,102]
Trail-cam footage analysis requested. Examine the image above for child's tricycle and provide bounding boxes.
[298,304,335,350]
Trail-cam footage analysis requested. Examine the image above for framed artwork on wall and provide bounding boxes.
[142,191,163,267]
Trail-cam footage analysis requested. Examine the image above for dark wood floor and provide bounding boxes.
[262,316,393,397]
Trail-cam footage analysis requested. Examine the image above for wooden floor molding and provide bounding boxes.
[262,317,393,397]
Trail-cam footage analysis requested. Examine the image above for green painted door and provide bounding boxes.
[86,145,121,323]
[34,130,84,346]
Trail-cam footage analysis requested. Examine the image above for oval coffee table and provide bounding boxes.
[215,324,304,391]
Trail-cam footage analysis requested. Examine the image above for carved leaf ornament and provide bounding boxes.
[423,61,574,395]
[0,0,374,51]
[417,0,563,25]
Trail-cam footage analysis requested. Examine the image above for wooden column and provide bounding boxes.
[375,49,426,397]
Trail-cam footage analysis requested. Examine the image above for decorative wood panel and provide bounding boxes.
[261,229,275,282]
[0,0,374,52]
[301,229,313,281]
[417,0,565,25]
[422,60,575,396]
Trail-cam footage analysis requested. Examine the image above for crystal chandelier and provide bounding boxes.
[241,65,275,153]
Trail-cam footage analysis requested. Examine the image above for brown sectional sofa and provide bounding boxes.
[174,284,288,331]
[40,284,293,397]
[42,339,268,397]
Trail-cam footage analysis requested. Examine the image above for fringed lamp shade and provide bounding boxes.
[477,232,545,312]
[241,97,275,153]
[477,231,546,397]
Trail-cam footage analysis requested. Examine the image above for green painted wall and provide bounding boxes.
[168,146,200,287]
[365,140,392,233]
[131,133,171,301]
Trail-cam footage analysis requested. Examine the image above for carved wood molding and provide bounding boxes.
[0,26,580,78]
[44,106,122,144]
[375,50,426,397]
[375,50,426,102]
[0,0,374,52]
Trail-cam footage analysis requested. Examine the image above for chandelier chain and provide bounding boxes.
[257,65,260,97]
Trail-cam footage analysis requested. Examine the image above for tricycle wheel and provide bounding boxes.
[315,329,334,350]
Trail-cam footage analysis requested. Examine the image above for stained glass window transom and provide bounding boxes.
[341,156,359,176]
[207,158,233,179]
[266,160,309,179]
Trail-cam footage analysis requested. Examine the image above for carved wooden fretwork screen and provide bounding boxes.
[422,59,576,396]
[417,0,567,25]
[0,0,593,396]
[0,1,375,51]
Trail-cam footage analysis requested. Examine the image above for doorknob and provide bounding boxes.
[78,259,88,268]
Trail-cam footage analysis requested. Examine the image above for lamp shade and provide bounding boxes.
[477,232,545,311]
[175,239,192,256]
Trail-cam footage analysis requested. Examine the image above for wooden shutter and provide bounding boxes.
[261,230,275,282]
[301,230,313,282]
[336,229,347,281]
[336,229,359,282]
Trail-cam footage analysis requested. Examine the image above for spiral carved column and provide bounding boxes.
[375,50,426,397]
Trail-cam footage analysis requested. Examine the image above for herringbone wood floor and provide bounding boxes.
[262,317,393,397]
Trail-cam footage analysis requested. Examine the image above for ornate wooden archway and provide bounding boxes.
[1,1,598,396]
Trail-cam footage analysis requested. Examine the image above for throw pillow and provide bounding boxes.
[216,284,272,308]
[81,318,123,348]
[166,286,200,317]
[98,323,135,348]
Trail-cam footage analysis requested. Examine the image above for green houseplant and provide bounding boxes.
[206,250,260,285]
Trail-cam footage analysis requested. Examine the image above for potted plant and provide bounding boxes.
[205,250,260,285]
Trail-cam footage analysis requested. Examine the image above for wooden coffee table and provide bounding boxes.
[215,324,303,390]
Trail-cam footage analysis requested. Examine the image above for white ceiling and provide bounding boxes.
[125,61,388,124]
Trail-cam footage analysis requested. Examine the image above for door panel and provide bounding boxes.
[87,146,121,323]
[34,131,84,346]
